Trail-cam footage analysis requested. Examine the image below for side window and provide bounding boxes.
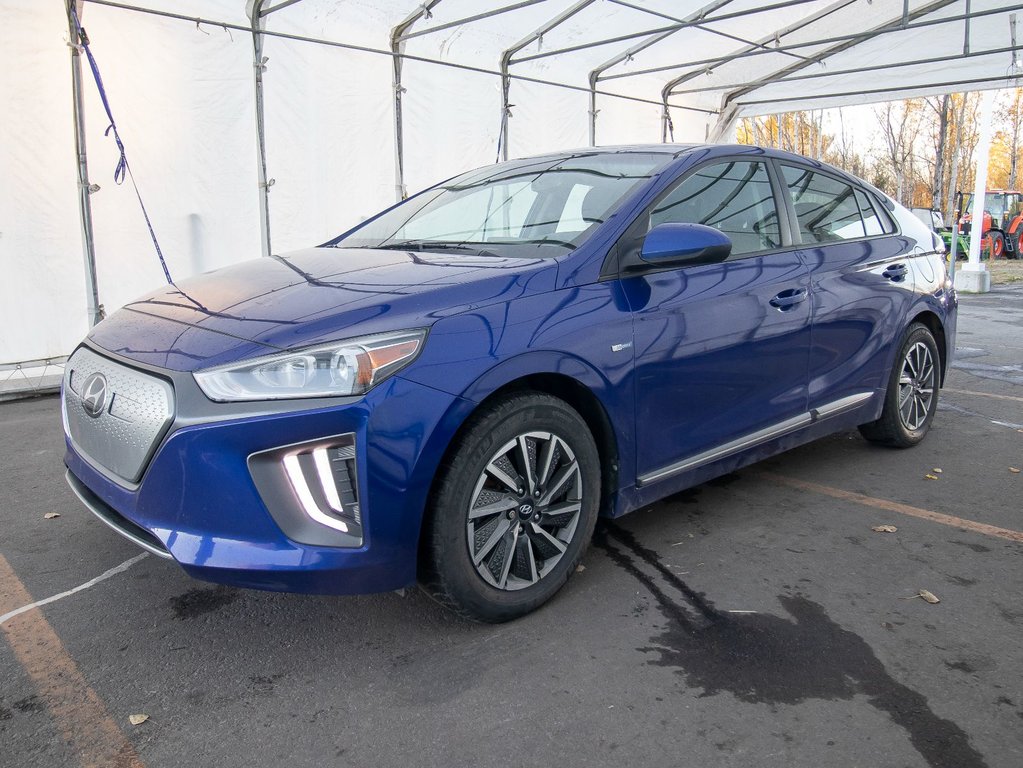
[650,161,782,257]
[782,166,865,242]
[855,189,885,236]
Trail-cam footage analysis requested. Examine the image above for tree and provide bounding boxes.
[944,93,980,223]
[875,100,925,206]
[927,95,951,213]
[996,88,1022,189]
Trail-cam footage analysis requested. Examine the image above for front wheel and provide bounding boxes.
[420,392,601,622]
[987,231,1005,259]
[859,323,941,448]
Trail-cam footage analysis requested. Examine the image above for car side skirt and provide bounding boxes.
[636,391,874,488]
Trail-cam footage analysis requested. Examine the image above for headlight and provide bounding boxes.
[193,329,426,401]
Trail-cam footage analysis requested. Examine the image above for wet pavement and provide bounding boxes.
[1,286,1021,768]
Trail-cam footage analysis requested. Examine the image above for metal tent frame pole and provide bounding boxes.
[83,2,708,115]
[390,1,443,202]
[608,2,1010,84]
[66,0,103,327]
[511,0,821,65]
[717,0,958,115]
[668,45,1020,97]
[247,0,273,259]
[585,0,733,145]
[498,0,598,162]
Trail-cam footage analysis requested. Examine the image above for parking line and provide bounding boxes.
[0,554,145,768]
[0,552,148,627]
[944,388,1023,404]
[758,472,1023,544]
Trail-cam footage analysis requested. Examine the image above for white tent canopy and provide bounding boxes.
[1,0,1020,366]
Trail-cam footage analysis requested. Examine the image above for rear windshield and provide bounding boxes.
[333,152,672,256]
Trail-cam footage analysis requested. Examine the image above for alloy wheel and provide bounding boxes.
[466,431,582,591]
[898,341,936,431]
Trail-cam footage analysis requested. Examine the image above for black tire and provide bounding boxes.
[858,323,941,448]
[989,231,1006,260]
[419,392,601,623]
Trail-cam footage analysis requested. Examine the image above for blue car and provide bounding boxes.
[62,144,956,621]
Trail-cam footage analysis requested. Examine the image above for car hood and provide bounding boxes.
[87,247,558,372]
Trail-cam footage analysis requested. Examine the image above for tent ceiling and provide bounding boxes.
[88,0,1022,125]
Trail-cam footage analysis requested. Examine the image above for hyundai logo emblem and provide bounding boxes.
[80,372,108,418]
[518,503,533,516]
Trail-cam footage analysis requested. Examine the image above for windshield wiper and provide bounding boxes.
[372,241,502,257]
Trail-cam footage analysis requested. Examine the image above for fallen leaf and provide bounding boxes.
[575,564,586,573]
[900,589,941,603]
[1010,467,1021,474]
[872,524,898,533]
[924,474,939,480]
[128,714,149,726]
[932,468,943,474]
[43,512,61,519]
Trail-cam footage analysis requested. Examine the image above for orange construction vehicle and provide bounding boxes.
[959,190,1023,259]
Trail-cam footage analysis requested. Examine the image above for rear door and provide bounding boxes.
[622,157,812,486]
[777,163,917,413]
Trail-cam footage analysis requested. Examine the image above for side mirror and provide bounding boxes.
[640,223,732,267]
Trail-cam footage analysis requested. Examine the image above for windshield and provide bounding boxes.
[964,193,1008,218]
[333,152,672,255]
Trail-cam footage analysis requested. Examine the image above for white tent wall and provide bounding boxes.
[401,65,503,196]
[79,4,261,304]
[593,96,663,145]
[261,38,395,250]
[664,105,715,143]
[508,80,590,158]
[1,0,262,366]
[3,0,1021,370]
[1,3,86,364]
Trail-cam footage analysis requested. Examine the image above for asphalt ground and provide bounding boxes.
[1,287,1021,768]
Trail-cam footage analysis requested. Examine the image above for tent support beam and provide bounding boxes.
[661,0,856,100]
[401,0,546,42]
[390,1,443,201]
[586,0,733,146]
[246,0,272,259]
[83,1,709,115]
[65,0,102,327]
[499,0,598,161]
[511,0,821,65]
[609,0,811,63]
[669,45,1020,97]
[610,2,1007,82]
[727,74,1021,110]
[725,0,957,106]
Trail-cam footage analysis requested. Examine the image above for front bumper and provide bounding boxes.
[63,346,471,595]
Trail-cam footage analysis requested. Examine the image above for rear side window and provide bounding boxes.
[650,161,782,257]
[855,189,886,236]
[782,165,877,243]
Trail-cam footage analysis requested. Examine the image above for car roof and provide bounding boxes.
[504,144,896,210]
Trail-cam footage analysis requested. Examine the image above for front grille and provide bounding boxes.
[63,347,174,483]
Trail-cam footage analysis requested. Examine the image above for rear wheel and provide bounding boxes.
[420,392,600,622]
[859,323,941,448]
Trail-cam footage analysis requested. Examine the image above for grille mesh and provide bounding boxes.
[63,347,174,483]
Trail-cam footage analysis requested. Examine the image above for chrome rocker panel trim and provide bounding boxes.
[636,392,874,488]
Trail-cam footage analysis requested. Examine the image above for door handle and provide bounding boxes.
[769,287,808,310]
[882,263,908,281]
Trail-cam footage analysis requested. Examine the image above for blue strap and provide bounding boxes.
[70,6,173,285]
